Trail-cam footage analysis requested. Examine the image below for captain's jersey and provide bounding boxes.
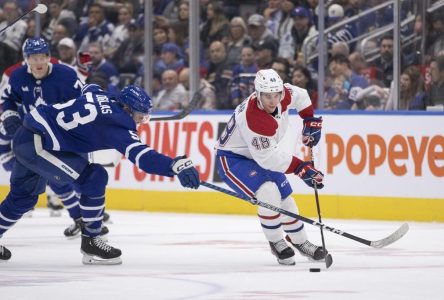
[215,83,314,174]
[23,89,174,177]
[0,63,83,117]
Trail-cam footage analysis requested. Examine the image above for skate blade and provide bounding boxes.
[277,257,295,265]
[81,253,122,265]
[65,233,81,240]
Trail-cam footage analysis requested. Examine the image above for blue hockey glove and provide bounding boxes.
[0,110,21,137]
[302,116,323,146]
[295,162,324,189]
[171,156,200,189]
[0,151,15,172]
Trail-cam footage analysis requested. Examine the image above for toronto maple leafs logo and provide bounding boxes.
[32,86,47,108]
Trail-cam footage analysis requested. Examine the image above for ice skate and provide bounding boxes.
[64,218,109,239]
[0,245,11,261]
[103,211,111,223]
[269,239,295,265]
[285,235,327,261]
[47,195,63,217]
[81,235,121,265]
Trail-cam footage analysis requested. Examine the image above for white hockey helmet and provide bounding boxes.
[254,69,284,101]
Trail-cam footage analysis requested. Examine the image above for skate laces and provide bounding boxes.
[92,236,113,252]
[296,240,318,256]
[273,239,289,253]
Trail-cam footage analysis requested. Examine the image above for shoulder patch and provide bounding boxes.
[246,98,278,136]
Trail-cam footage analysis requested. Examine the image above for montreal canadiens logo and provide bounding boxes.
[249,170,257,177]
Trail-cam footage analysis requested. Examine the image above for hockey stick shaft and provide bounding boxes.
[0,4,47,35]
[200,181,409,248]
[150,87,203,121]
[310,146,331,267]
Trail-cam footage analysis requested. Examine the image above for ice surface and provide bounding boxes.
[0,209,443,300]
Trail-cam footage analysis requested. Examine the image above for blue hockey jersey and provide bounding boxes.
[23,90,174,177]
[0,63,83,117]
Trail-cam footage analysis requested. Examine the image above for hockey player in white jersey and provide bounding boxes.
[215,69,326,265]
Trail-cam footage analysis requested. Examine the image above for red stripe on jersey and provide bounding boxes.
[220,156,255,198]
[285,156,303,174]
[258,213,281,220]
[280,87,292,114]
[246,97,278,136]
[298,105,314,119]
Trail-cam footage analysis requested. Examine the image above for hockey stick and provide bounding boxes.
[0,4,47,35]
[200,181,409,248]
[310,146,333,268]
[150,87,203,121]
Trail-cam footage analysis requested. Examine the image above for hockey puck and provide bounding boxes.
[309,268,321,272]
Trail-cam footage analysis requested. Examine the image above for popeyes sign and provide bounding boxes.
[97,112,444,199]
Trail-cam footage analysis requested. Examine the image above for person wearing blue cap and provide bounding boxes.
[278,6,318,62]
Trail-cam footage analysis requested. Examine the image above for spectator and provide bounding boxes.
[104,4,134,58]
[385,66,425,110]
[372,35,406,88]
[331,41,350,58]
[179,67,217,109]
[154,42,185,77]
[264,0,284,36]
[327,54,369,109]
[75,3,115,52]
[271,57,291,82]
[278,6,317,63]
[111,18,144,74]
[88,42,120,89]
[206,40,232,109]
[253,40,278,69]
[247,14,278,52]
[0,1,27,74]
[57,37,88,82]
[200,1,230,48]
[50,24,70,58]
[424,56,444,107]
[291,65,318,108]
[427,12,444,58]
[225,17,251,68]
[153,22,170,59]
[276,1,296,50]
[153,69,188,110]
[169,1,190,48]
[230,46,258,108]
[42,0,77,42]
[326,4,357,52]
[348,51,367,76]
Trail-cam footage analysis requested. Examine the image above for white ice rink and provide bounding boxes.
[0,209,443,300]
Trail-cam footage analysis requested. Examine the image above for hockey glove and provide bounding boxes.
[302,116,323,146]
[295,162,324,189]
[0,110,21,137]
[171,156,200,189]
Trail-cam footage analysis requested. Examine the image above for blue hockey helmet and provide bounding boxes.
[117,85,153,123]
[23,37,50,58]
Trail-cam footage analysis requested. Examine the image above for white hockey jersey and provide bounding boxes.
[216,83,314,174]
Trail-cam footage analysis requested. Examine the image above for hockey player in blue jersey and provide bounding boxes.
[0,37,109,238]
[0,84,200,264]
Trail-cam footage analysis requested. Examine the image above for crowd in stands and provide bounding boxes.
[0,0,443,111]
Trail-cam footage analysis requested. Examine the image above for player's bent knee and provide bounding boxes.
[256,181,281,206]
[75,163,108,196]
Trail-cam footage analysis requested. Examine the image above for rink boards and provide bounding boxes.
[0,110,443,222]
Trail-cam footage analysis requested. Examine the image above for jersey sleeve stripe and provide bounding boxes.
[30,109,61,150]
[134,147,152,168]
[125,142,145,158]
